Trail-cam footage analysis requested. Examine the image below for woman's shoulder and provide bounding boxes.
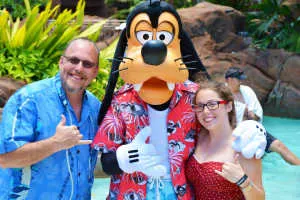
[239,154,262,170]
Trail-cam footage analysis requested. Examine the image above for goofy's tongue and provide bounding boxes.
[134,78,174,105]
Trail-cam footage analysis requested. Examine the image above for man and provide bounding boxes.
[0,38,101,199]
[225,66,300,165]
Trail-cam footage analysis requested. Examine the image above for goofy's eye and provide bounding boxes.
[136,31,153,44]
[156,31,173,45]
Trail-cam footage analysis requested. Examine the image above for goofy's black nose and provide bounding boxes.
[141,40,167,65]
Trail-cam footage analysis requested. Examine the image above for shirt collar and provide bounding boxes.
[169,80,198,109]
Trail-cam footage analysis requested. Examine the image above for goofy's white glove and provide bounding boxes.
[116,126,166,177]
[232,120,267,159]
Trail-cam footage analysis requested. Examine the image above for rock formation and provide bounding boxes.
[178,2,300,118]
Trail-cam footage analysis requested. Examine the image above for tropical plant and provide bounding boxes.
[0,0,106,83]
[88,38,120,99]
[199,0,252,11]
[0,0,48,19]
[105,0,197,19]
[247,0,300,52]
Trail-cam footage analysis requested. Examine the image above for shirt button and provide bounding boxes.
[77,150,80,154]
[78,172,81,176]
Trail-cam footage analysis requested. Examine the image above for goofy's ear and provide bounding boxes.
[98,29,128,125]
[180,30,210,81]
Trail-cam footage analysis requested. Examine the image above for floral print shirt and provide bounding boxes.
[92,80,199,200]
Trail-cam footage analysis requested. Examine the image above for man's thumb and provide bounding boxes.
[58,114,66,126]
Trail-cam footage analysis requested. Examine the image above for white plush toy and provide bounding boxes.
[232,120,267,159]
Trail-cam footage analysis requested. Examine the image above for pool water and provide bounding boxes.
[261,116,300,200]
[92,116,300,200]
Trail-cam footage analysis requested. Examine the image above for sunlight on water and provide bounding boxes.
[92,116,300,200]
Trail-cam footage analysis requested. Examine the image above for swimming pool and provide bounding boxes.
[92,116,300,199]
[261,116,300,200]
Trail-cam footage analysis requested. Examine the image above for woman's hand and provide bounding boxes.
[215,153,245,184]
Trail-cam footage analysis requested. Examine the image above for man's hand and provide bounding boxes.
[232,120,267,159]
[51,115,92,151]
[116,127,166,177]
[244,107,260,121]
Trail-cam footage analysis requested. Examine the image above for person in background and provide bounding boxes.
[0,38,101,199]
[225,66,300,165]
[186,81,265,200]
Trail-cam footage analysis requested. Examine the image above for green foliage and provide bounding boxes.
[166,0,194,9]
[203,0,252,11]
[105,0,140,19]
[0,0,48,19]
[205,0,299,53]
[247,0,300,52]
[106,0,196,19]
[1,49,57,83]
[0,0,111,100]
[87,38,124,100]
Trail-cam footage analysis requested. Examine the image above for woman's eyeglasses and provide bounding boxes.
[62,55,96,68]
[192,100,228,112]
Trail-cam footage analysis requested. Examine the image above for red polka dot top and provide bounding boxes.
[186,155,245,200]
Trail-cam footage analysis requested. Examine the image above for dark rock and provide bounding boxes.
[60,0,109,17]
[177,2,300,118]
[0,77,25,119]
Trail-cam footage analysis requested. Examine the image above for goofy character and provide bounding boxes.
[92,1,266,199]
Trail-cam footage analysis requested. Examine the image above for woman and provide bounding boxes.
[186,81,265,200]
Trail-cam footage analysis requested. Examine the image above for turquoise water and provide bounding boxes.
[92,116,300,200]
[261,116,300,200]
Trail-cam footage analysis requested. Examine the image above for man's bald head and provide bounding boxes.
[64,38,100,66]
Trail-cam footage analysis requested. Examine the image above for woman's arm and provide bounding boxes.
[215,153,265,200]
[239,155,265,200]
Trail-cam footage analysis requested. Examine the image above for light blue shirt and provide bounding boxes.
[0,73,101,200]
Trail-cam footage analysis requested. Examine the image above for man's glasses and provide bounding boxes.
[192,100,228,112]
[62,55,96,68]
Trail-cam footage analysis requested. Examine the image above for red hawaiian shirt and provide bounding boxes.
[92,80,200,200]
